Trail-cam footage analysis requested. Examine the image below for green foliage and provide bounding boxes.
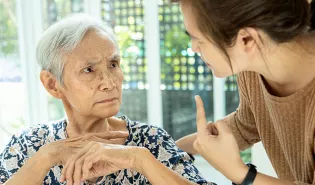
[241,148,252,163]
[0,0,18,56]
[115,26,139,59]
[163,26,190,57]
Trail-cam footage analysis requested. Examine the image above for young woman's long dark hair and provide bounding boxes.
[172,0,310,69]
[311,0,315,29]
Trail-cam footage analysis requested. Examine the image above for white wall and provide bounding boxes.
[252,142,277,178]
[195,155,231,184]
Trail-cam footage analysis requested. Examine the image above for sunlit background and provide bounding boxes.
[0,0,276,184]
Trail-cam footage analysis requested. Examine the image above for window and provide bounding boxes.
[102,0,148,122]
[0,0,26,150]
[159,1,214,140]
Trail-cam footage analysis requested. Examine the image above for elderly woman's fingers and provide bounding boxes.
[82,153,105,181]
[73,143,103,185]
[72,154,85,185]
[59,133,125,184]
[81,145,136,181]
[61,159,70,183]
[61,141,96,185]
[60,159,68,182]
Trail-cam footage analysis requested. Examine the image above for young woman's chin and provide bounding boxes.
[211,70,234,78]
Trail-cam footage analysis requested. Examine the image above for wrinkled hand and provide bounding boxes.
[193,95,247,183]
[61,143,145,185]
[41,131,128,168]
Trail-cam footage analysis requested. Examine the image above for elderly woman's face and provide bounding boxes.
[60,30,123,118]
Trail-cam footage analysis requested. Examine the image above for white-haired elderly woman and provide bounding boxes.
[0,15,215,185]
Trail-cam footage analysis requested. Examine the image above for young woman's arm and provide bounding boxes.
[193,96,306,185]
[177,73,260,155]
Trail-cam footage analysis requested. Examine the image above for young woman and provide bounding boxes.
[175,0,315,184]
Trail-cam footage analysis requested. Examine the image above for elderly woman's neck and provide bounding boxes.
[65,116,111,138]
[61,100,126,138]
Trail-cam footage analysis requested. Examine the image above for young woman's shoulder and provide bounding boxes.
[237,71,259,85]
[236,71,261,99]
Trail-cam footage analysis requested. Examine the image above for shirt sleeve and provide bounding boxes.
[0,156,9,184]
[0,134,28,184]
[294,181,314,185]
[0,124,64,185]
[223,72,261,151]
[141,125,217,185]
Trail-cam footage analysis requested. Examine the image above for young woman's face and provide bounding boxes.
[181,4,251,78]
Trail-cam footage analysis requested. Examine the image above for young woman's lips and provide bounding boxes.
[201,56,212,68]
[205,62,212,68]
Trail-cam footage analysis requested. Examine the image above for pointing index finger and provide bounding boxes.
[195,95,208,136]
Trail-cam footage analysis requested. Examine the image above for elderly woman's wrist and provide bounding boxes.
[31,149,56,171]
[38,143,59,166]
[134,147,153,173]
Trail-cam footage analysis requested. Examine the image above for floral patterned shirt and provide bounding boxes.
[0,116,216,185]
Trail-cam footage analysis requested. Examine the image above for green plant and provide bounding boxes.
[0,0,18,56]
[240,148,252,163]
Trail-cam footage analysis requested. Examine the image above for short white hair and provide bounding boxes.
[36,14,118,84]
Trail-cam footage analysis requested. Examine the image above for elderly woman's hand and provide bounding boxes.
[60,143,147,185]
[40,131,129,169]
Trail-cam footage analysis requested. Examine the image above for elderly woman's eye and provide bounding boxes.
[83,67,94,73]
[110,62,118,68]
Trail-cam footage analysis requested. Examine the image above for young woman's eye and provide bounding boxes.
[83,67,94,73]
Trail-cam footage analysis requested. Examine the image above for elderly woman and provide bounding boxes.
[0,15,214,185]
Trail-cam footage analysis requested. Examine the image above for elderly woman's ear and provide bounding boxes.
[40,70,65,99]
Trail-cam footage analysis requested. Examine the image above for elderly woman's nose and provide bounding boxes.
[98,71,116,91]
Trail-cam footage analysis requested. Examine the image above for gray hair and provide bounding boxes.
[36,14,118,85]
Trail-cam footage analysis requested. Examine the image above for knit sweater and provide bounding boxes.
[225,71,315,185]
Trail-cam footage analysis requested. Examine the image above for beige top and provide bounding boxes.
[225,71,315,185]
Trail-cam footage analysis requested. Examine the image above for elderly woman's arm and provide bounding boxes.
[62,144,214,185]
[62,126,214,185]
[2,148,53,185]
[0,132,128,185]
[136,148,201,185]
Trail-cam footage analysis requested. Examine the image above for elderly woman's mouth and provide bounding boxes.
[96,98,118,104]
